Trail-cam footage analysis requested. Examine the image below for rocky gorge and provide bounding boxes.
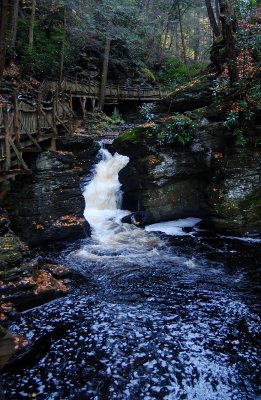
[0,77,260,393]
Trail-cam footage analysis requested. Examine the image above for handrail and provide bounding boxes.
[40,78,165,101]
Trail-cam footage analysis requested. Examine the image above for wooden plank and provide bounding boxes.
[55,113,71,134]
[40,108,57,135]
[37,91,42,138]
[9,136,30,170]
[57,98,73,119]
[19,119,41,149]
[13,90,20,142]
[3,105,11,171]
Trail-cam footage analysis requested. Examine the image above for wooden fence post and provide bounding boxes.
[53,87,58,132]
[13,90,20,143]
[37,90,42,138]
[3,104,11,171]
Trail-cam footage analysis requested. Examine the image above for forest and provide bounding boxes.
[0,1,258,94]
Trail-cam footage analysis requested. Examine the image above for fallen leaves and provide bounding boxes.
[33,271,70,295]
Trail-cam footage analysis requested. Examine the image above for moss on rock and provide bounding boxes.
[115,125,157,143]
[0,232,28,271]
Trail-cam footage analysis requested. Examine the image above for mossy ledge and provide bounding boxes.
[115,125,155,143]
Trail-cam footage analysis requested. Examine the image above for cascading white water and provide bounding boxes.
[84,148,128,213]
[80,146,160,262]
[83,147,130,246]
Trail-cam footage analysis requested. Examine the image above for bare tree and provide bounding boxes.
[99,36,111,110]
[59,4,67,83]
[205,0,221,37]
[29,0,36,49]
[177,0,191,79]
[218,0,238,83]
[0,0,9,78]
[10,0,19,48]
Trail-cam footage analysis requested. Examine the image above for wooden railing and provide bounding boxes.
[42,78,165,104]
[0,91,72,181]
[0,79,165,183]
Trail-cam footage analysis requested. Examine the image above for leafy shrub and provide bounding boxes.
[222,110,239,129]
[160,58,207,90]
[139,103,156,121]
[222,105,256,146]
[111,110,125,124]
[156,114,196,146]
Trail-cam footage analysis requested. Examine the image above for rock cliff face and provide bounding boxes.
[4,135,99,246]
[113,116,261,234]
[157,75,215,113]
[114,123,214,224]
[208,150,261,233]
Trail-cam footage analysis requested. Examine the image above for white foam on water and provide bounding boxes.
[145,217,202,236]
[220,235,261,243]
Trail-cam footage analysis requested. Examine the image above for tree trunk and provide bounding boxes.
[11,0,19,48]
[218,0,239,84]
[0,0,9,78]
[59,6,66,84]
[205,0,221,37]
[194,11,200,62]
[99,36,111,110]
[214,0,222,31]
[177,1,191,80]
[28,0,36,49]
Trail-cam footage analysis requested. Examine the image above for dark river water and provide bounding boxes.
[1,149,260,400]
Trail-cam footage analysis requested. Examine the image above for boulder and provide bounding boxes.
[4,151,88,246]
[157,75,215,113]
[115,127,212,221]
[0,232,28,273]
[208,150,261,233]
[114,112,261,233]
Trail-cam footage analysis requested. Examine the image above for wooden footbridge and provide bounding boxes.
[0,79,165,185]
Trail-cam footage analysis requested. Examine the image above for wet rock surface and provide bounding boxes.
[4,150,88,246]
[208,149,261,233]
[56,134,100,175]
[114,125,212,222]
[0,210,73,373]
[113,114,261,233]
[157,75,215,113]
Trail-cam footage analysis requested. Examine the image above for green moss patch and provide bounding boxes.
[115,125,157,143]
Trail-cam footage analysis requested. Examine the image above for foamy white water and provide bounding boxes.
[145,217,202,236]
[81,147,160,259]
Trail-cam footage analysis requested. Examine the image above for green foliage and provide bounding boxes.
[156,114,197,146]
[233,128,248,146]
[139,103,156,121]
[249,83,261,108]
[111,110,125,124]
[222,104,257,146]
[17,18,71,77]
[222,110,239,129]
[211,77,231,101]
[160,58,207,90]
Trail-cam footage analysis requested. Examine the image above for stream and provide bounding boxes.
[1,147,261,400]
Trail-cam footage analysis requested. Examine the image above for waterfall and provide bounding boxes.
[81,145,202,262]
[83,148,129,213]
[81,146,160,258]
[83,147,130,246]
